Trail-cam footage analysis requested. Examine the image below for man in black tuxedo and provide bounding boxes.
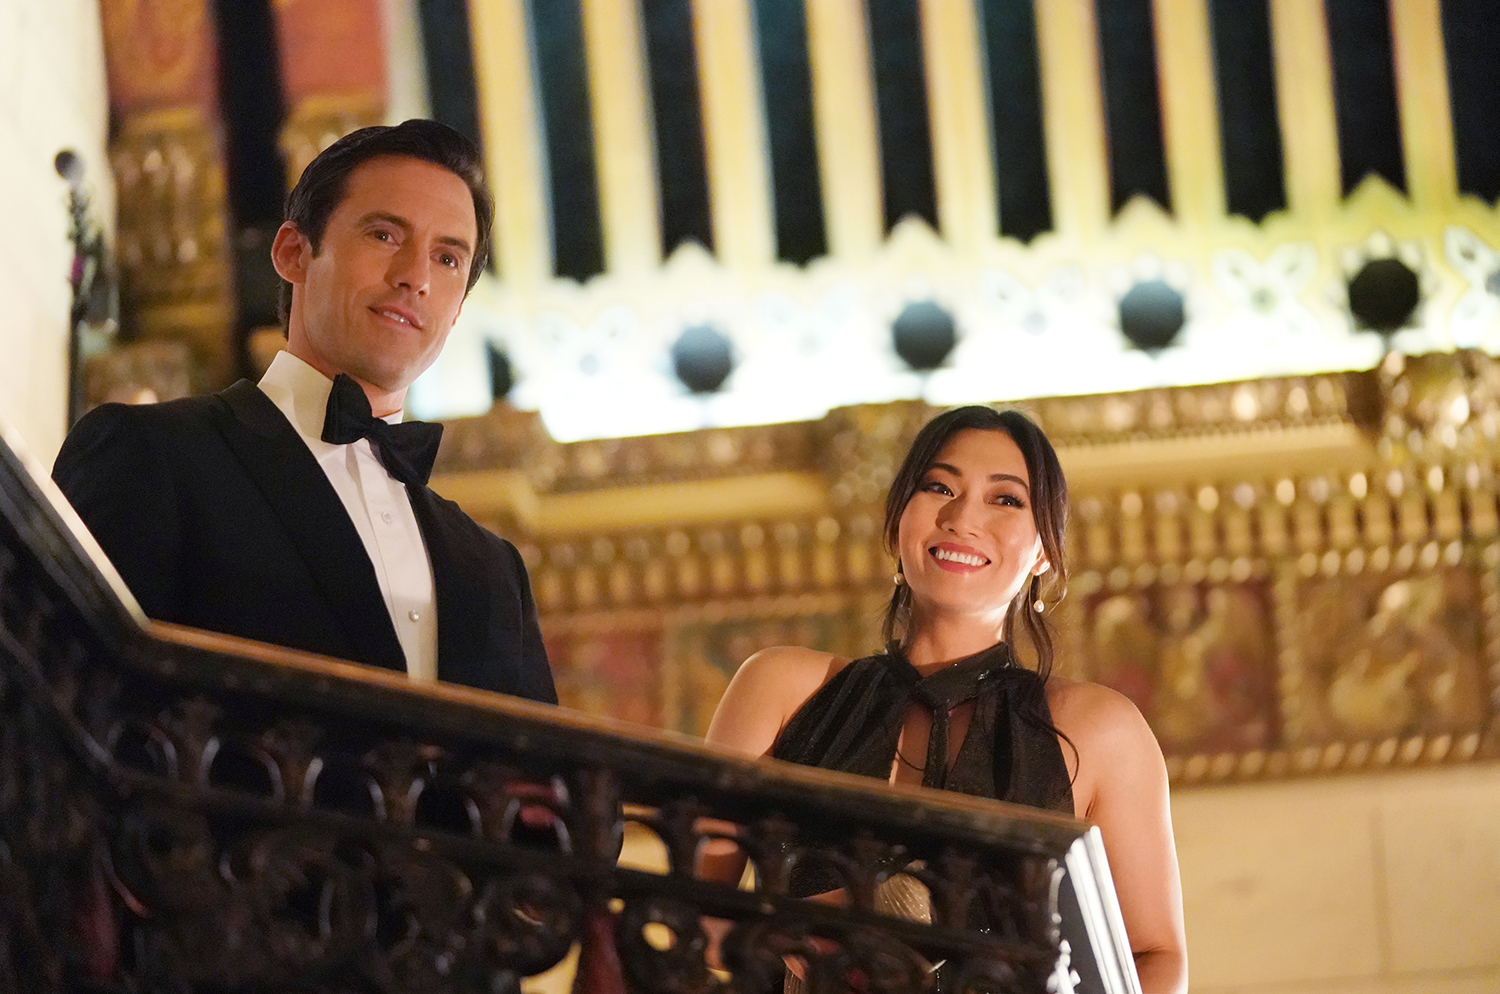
[53,120,556,703]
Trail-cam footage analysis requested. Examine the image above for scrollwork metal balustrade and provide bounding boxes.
[0,428,1135,994]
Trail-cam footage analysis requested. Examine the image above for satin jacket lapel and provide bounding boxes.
[407,487,491,687]
[210,380,406,672]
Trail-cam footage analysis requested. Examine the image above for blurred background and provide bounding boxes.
[2,1,1498,990]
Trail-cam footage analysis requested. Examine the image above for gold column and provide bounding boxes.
[469,0,551,284]
[692,0,775,267]
[920,0,995,252]
[1268,0,1341,217]
[1389,0,1456,211]
[110,108,233,389]
[1152,0,1224,223]
[1033,0,1110,244]
[100,0,233,389]
[805,0,883,258]
[581,0,661,273]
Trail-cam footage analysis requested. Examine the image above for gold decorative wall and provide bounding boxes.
[433,353,1500,784]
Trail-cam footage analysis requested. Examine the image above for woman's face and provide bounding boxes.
[896,428,1048,629]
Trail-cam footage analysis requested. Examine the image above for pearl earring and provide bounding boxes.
[893,571,905,586]
[1033,598,1045,613]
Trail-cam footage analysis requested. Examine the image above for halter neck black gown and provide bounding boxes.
[771,641,1074,813]
[769,642,1098,993]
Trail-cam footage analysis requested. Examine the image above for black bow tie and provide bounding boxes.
[321,373,443,487]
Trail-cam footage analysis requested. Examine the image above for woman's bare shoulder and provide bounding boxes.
[1047,674,1138,716]
[1046,677,1159,755]
[1046,676,1166,812]
[704,646,850,756]
[735,645,848,698]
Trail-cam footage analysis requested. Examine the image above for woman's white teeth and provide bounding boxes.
[933,548,987,566]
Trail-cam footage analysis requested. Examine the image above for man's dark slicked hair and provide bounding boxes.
[277,119,495,326]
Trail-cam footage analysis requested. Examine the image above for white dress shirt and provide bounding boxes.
[258,351,439,682]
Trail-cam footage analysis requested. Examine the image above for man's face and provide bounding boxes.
[273,155,478,401]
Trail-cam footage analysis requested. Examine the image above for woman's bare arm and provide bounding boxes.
[698,646,843,884]
[695,647,843,970]
[1051,681,1188,994]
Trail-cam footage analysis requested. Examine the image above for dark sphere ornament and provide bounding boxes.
[891,301,957,370]
[671,324,734,393]
[1347,258,1420,332]
[1118,280,1185,351]
[54,149,85,188]
[486,342,514,401]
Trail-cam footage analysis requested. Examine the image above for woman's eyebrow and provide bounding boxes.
[928,463,1031,490]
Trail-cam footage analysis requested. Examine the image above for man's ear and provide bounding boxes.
[270,222,310,284]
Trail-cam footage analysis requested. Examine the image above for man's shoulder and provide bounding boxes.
[71,391,229,441]
[58,394,219,474]
[416,487,520,555]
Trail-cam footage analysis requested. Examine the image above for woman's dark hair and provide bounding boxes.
[881,406,1070,679]
[277,119,495,326]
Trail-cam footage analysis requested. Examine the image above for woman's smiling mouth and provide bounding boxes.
[930,545,990,569]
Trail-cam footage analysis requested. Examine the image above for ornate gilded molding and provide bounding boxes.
[433,371,1365,497]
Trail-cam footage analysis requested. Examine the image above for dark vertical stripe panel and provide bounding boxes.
[211,0,286,339]
[530,0,605,280]
[417,0,489,273]
[1325,0,1405,196]
[1095,0,1171,213]
[1208,0,1285,221]
[752,0,826,263]
[1441,0,1500,203]
[212,0,285,227]
[978,0,1052,241]
[642,0,713,255]
[417,0,484,152]
[866,0,938,233]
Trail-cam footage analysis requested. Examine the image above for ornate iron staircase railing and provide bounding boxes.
[0,422,1135,993]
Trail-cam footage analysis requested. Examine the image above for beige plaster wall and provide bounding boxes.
[1177,762,1500,993]
[0,0,111,467]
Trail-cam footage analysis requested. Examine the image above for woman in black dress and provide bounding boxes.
[704,406,1187,993]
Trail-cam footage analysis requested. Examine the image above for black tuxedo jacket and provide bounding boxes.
[53,380,556,703]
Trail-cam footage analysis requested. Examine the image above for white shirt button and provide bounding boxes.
[381,511,394,524]
[408,610,421,622]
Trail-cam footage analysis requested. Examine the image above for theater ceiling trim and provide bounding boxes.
[411,0,1500,447]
